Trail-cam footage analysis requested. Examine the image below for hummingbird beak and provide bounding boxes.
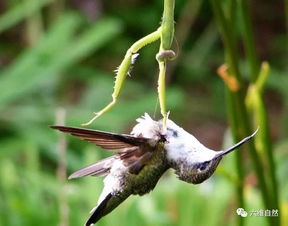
[215,128,259,159]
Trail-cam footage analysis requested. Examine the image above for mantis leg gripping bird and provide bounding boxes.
[51,113,257,225]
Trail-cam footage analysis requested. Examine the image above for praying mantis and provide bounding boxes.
[82,0,176,129]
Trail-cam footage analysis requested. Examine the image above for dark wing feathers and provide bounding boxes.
[51,125,157,177]
[69,156,116,179]
[50,126,149,150]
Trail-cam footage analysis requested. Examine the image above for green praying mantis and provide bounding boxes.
[82,0,176,129]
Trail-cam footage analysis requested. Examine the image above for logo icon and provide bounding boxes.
[236,208,248,217]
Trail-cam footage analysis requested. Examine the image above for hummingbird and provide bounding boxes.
[51,113,257,225]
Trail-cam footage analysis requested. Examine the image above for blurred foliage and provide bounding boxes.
[0,0,287,226]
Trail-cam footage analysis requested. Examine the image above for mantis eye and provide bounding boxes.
[167,128,178,138]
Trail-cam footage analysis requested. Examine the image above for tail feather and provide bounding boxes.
[85,193,129,226]
[85,193,112,226]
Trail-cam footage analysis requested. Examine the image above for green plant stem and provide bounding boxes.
[211,3,245,226]
[55,108,68,226]
[226,88,244,226]
[25,0,43,45]
[231,87,273,226]
[48,0,65,25]
[246,64,280,225]
[210,0,241,82]
[239,0,279,222]
[257,65,279,213]
[210,1,273,226]
[238,0,259,82]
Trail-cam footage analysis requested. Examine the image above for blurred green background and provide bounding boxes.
[0,0,287,226]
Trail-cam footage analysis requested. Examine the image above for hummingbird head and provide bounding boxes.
[162,119,258,184]
[161,119,221,184]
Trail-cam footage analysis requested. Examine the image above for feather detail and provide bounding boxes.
[68,156,117,179]
[85,193,113,226]
[51,125,159,178]
[50,126,150,150]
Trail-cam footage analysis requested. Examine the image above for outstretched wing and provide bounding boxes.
[50,126,150,150]
[51,126,159,176]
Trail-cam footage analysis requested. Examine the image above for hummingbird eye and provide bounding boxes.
[197,161,210,171]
